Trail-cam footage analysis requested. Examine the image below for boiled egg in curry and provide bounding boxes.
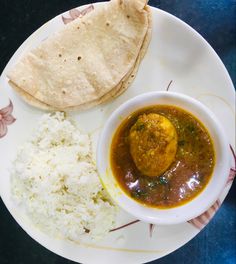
[129,113,177,177]
[110,105,215,209]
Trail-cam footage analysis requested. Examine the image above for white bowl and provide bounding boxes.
[97,91,231,225]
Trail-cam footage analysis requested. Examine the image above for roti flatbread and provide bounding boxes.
[8,0,151,111]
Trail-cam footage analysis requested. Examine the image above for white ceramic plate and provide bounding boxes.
[0,3,235,264]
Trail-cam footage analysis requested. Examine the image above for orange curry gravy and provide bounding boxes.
[110,105,215,209]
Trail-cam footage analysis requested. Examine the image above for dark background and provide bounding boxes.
[0,0,235,264]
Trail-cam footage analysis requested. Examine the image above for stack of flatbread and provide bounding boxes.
[7,0,152,111]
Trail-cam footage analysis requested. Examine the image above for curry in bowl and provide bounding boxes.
[110,105,215,209]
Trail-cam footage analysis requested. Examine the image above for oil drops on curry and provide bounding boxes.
[110,105,215,209]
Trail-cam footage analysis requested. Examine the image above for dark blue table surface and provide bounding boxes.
[0,1,235,264]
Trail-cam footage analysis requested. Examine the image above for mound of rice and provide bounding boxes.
[11,112,117,241]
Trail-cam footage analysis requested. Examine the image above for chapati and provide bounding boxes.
[8,0,151,110]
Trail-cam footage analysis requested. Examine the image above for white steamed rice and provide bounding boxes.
[11,112,117,241]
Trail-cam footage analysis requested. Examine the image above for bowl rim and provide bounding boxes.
[96,91,231,224]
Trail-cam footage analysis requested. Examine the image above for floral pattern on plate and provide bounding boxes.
[62,5,94,24]
[0,100,16,138]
